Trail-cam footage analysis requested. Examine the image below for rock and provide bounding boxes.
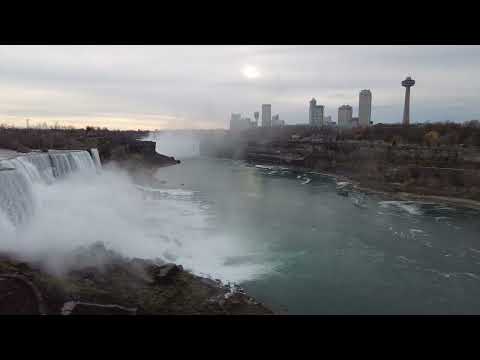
[130,258,155,269]
[128,258,156,283]
[61,301,137,315]
[0,274,47,315]
[199,277,218,287]
[151,263,183,284]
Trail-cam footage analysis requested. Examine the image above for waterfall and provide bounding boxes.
[48,150,96,178]
[0,167,35,226]
[90,148,102,169]
[0,149,101,227]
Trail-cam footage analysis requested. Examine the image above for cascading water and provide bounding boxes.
[0,149,100,228]
[90,148,102,169]
[0,167,35,226]
[48,150,96,178]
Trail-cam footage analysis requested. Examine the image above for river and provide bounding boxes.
[151,157,480,314]
[2,146,480,314]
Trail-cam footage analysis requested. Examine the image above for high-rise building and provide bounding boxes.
[338,105,353,128]
[253,111,260,127]
[359,89,372,127]
[309,98,324,127]
[262,104,271,127]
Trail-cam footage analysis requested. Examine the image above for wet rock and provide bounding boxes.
[128,258,157,283]
[199,277,218,287]
[151,263,183,284]
[0,274,47,315]
[61,301,137,315]
[130,258,156,269]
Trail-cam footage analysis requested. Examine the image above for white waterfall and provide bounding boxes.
[0,149,101,227]
[0,167,35,226]
[48,150,96,178]
[90,148,102,169]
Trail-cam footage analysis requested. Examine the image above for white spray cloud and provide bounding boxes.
[144,131,201,159]
[0,163,275,282]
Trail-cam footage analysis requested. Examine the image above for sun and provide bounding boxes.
[242,65,260,79]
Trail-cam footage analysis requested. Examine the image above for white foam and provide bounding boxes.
[136,185,195,197]
[379,201,423,215]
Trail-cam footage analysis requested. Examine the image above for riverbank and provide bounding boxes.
[0,243,273,315]
[249,160,480,210]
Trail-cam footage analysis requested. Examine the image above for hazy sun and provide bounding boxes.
[242,65,260,79]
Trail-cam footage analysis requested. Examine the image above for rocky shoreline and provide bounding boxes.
[250,160,480,210]
[0,242,273,315]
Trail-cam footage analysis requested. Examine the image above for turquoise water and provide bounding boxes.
[153,158,480,314]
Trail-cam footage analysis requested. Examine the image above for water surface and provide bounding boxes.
[153,157,480,314]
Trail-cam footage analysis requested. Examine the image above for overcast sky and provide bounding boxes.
[0,45,479,130]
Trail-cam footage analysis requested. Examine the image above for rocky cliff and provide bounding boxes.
[0,243,273,315]
[219,138,480,201]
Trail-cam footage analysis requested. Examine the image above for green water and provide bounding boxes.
[154,157,480,314]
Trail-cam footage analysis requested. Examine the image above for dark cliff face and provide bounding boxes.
[100,140,180,167]
[208,137,480,201]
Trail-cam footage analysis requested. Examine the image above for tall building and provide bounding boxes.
[359,89,372,127]
[262,104,271,127]
[253,111,260,127]
[338,105,353,128]
[401,76,415,126]
[309,98,324,127]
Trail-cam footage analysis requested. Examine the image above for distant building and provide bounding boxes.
[253,111,260,127]
[272,114,285,127]
[309,98,324,127]
[338,105,353,128]
[359,89,372,127]
[351,117,360,128]
[324,115,336,126]
[401,77,415,126]
[262,104,272,127]
[230,113,252,131]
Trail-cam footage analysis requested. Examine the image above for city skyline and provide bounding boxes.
[1,45,479,130]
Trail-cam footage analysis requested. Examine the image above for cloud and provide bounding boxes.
[0,45,479,129]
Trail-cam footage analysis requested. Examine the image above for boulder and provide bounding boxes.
[151,263,183,284]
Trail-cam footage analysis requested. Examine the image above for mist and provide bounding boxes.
[143,131,201,159]
[0,162,273,282]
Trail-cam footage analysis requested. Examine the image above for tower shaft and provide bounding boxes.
[403,86,411,126]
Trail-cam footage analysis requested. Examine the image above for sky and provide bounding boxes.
[0,45,479,130]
